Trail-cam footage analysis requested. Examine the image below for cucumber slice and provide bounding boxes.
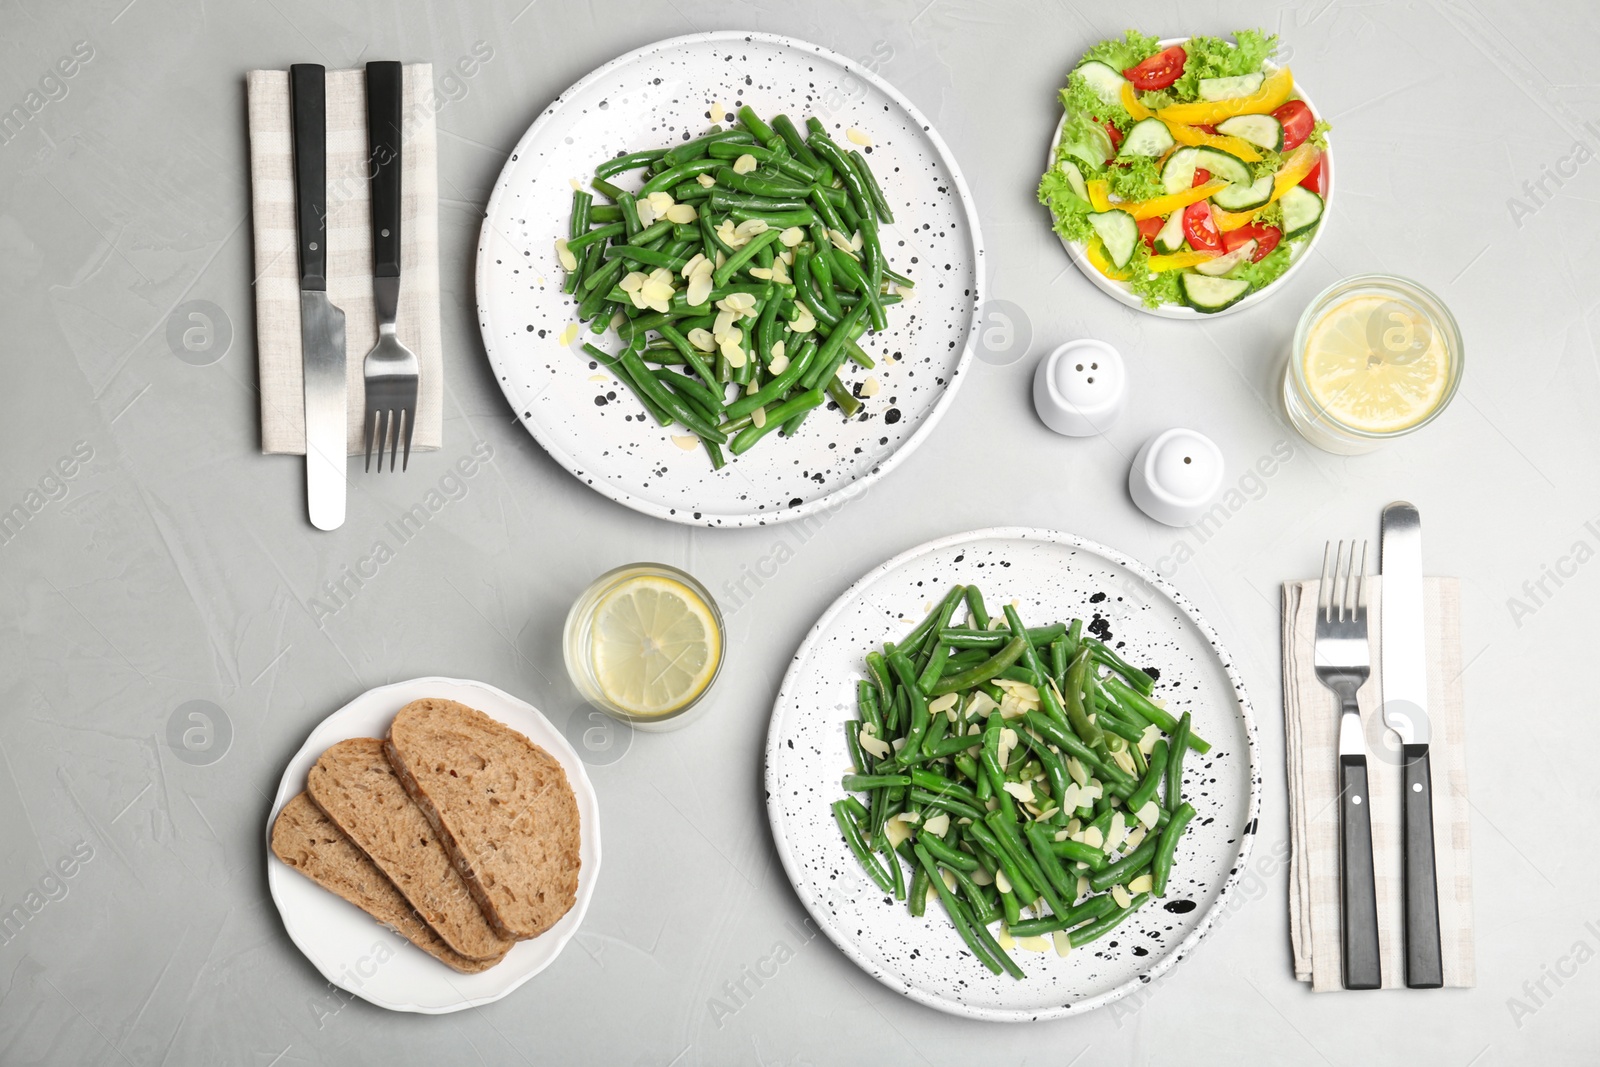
[1074,61,1128,107]
[1198,72,1265,102]
[1216,114,1284,152]
[1194,241,1255,276]
[1057,158,1089,202]
[1211,173,1274,211]
[1161,147,1200,194]
[1117,117,1176,159]
[1191,146,1252,186]
[1280,185,1325,239]
[1179,273,1251,313]
[1087,209,1139,269]
[1154,209,1186,254]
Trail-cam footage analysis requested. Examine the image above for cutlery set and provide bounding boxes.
[289,62,419,532]
[1313,502,1443,990]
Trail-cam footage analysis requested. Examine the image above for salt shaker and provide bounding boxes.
[1128,428,1225,527]
[1032,339,1126,437]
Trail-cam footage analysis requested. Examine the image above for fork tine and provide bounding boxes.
[1354,541,1368,618]
[363,408,377,473]
[387,407,401,472]
[1319,542,1334,622]
[399,408,413,472]
[378,408,392,473]
[1336,540,1350,622]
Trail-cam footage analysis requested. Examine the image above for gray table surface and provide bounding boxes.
[3,0,1597,1062]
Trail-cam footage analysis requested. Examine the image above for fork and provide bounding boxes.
[361,61,419,472]
[1314,540,1382,990]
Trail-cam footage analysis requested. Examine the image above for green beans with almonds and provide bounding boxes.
[832,583,1205,980]
[560,109,911,468]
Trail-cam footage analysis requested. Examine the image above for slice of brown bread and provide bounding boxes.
[385,699,581,941]
[270,792,506,974]
[306,737,514,962]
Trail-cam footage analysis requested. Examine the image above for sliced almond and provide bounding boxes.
[1106,811,1128,851]
[558,323,579,347]
[858,726,891,759]
[746,267,774,280]
[619,270,647,293]
[710,101,726,124]
[791,303,817,333]
[1111,884,1133,909]
[1017,934,1051,953]
[554,237,577,272]
[1066,756,1089,788]
[883,815,912,849]
[680,253,707,279]
[685,273,714,307]
[1124,825,1148,852]
[922,812,950,837]
[963,688,996,718]
[686,328,716,352]
[1052,930,1072,957]
[569,177,582,191]
[969,865,994,886]
[1001,781,1035,804]
[1081,825,1105,850]
[732,153,758,174]
[734,218,769,238]
[1128,873,1153,894]
[994,868,1012,895]
[647,191,675,216]
[927,692,959,716]
[665,203,698,224]
[767,352,790,375]
[696,172,716,188]
[633,198,657,226]
[846,126,873,147]
[751,405,766,428]
[779,225,806,247]
[1135,801,1160,829]
[670,434,700,451]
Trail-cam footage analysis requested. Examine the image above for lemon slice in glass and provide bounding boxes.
[590,575,721,716]
[1302,294,1450,434]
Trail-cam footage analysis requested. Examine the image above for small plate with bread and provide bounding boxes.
[266,677,601,1013]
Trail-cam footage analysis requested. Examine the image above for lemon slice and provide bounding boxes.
[1302,294,1450,434]
[590,575,721,715]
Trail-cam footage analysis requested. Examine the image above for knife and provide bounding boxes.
[1381,501,1443,988]
[291,64,347,531]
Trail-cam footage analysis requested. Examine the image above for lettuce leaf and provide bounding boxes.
[1127,250,1184,308]
[1168,30,1276,101]
[1062,73,1129,132]
[1055,111,1114,172]
[1106,155,1165,203]
[1229,241,1293,290]
[1080,30,1163,73]
[1038,165,1096,243]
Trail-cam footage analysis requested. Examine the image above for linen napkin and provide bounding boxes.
[1282,576,1475,991]
[246,64,443,455]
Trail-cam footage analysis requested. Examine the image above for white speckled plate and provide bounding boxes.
[764,529,1260,1021]
[265,677,601,1014]
[476,31,983,527]
[1046,38,1332,319]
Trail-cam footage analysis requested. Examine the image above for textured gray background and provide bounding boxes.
[1,0,1596,1063]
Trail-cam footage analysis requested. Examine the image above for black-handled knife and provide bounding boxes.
[1383,501,1444,988]
[290,63,347,531]
[1340,746,1382,989]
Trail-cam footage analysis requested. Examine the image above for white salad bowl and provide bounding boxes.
[1046,38,1333,319]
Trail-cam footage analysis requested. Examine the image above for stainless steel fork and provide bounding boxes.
[361,61,419,473]
[1313,540,1382,990]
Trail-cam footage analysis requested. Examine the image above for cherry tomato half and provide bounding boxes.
[1273,100,1315,152]
[1192,167,1212,188]
[1299,158,1327,196]
[1101,119,1123,152]
[1182,200,1221,252]
[1136,216,1165,252]
[1221,222,1282,262]
[1122,45,1187,91]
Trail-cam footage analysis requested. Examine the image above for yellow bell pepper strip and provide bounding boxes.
[1086,178,1112,213]
[1162,120,1262,163]
[1156,67,1294,127]
[1120,82,1152,122]
[1122,178,1228,221]
[1084,236,1130,281]
[1214,145,1322,231]
[1146,249,1221,273]
[1272,143,1321,199]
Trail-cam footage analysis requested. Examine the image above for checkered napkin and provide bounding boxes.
[245,64,443,455]
[1281,576,1475,991]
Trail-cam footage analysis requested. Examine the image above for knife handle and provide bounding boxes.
[1339,754,1382,990]
[365,61,403,279]
[1402,743,1444,987]
[290,64,327,292]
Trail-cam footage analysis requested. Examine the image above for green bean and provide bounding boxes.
[919,832,980,872]
[1007,894,1118,937]
[983,811,1070,918]
[894,585,966,659]
[825,376,861,418]
[582,343,669,425]
[771,113,826,173]
[883,837,907,901]
[847,147,895,223]
[808,133,874,221]
[639,157,723,196]
[735,104,775,143]
[842,773,911,791]
[1102,677,1211,754]
[1152,802,1196,896]
[1166,712,1190,812]
[1088,837,1159,893]
[844,721,868,774]
[711,227,782,287]
[1062,648,1105,748]
[596,148,666,178]
[1069,893,1150,947]
[1085,637,1156,695]
[965,820,1036,909]
[1047,835,1108,870]
[833,801,894,893]
[1023,822,1079,901]
[963,587,991,630]
[905,842,930,917]
[945,863,1000,926]
[1124,740,1168,818]
[928,636,1028,697]
[888,652,931,767]
[912,845,1015,977]
[939,624,1066,649]
[565,222,626,252]
[908,787,986,823]
[728,388,824,453]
